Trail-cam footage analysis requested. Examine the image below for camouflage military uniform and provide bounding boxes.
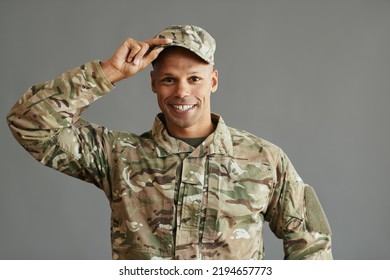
[7,60,332,260]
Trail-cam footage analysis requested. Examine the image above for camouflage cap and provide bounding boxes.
[153,25,216,65]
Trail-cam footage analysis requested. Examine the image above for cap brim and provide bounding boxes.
[151,41,213,65]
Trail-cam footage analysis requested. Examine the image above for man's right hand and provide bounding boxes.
[101,37,172,84]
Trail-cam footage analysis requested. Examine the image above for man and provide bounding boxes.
[7,25,332,260]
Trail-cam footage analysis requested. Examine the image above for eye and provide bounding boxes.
[162,77,174,83]
[190,76,201,82]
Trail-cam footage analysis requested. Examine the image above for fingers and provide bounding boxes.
[142,47,165,65]
[125,37,172,66]
[104,37,172,82]
[122,39,145,65]
[128,42,149,65]
[139,38,172,67]
[144,37,173,48]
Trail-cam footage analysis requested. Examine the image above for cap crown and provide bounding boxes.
[154,25,216,65]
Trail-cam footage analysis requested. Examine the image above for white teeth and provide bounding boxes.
[172,105,195,111]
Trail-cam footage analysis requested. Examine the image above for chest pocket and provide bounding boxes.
[203,156,274,240]
[115,157,177,257]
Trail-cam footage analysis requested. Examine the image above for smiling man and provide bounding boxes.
[151,46,218,139]
[7,25,332,260]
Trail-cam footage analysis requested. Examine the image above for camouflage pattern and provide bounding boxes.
[7,61,332,260]
[153,25,216,65]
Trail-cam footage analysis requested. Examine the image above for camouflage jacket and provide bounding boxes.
[7,61,332,260]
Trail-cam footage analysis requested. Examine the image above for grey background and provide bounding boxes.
[1,0,389,260]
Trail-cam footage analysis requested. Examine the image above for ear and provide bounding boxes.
[150,70,157,94]
[211,68,219,93]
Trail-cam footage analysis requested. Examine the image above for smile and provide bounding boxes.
[171,105,195,111]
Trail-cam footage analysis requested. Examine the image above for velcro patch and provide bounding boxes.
[304,186,332,234]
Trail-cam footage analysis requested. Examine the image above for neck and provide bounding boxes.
[167,122,215,138]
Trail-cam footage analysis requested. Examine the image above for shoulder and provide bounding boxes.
[74,119,153,148]
[227,126,283,163]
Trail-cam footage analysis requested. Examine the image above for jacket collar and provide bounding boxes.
[152,113,233,158]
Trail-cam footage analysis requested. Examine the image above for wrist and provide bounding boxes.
[100,60,123,84]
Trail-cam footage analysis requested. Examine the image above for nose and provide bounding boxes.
[174,80,190,98]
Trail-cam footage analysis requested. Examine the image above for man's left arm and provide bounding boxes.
[266,149,333,259]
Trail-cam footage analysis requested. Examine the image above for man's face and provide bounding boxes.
[151,47,218,138]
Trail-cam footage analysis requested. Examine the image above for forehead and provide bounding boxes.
[153,46,209,70]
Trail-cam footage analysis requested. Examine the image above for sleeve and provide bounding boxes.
[265,149,333,260]
[6,61,116,197]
